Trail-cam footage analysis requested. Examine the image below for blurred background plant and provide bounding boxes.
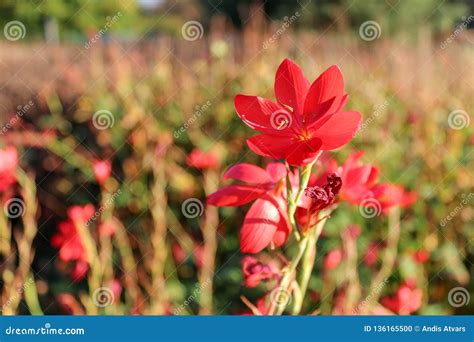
[0,0,472,315]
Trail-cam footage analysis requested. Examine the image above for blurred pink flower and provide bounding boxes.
[0,146,18,192]
[93,160,112,185]
[241,256,280,288]
[186,149,220,170]
[324,248,343,270]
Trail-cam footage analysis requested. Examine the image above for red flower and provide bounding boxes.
[338,152,379,204]
[304,173,342,211]
[363,242,380,267]
[0,146,18,192]
[381,281,422,314]
[242,256,280,288]
[51,221,86,262]
[92,160,112,185]
[370,183,417,214]
[207,163,291,253]
[234,59,361,166]
[413,249,430,264]
[323,248,343,270]
[186,149,220,170]
[51,204,95,281]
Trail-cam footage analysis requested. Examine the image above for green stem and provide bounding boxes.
[270,235,309,315]
[292,211,330,314]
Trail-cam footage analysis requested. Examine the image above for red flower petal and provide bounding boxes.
[234,95,290,135]
[265,163,287,183]
[303,65,345,121]
[285,137,322,166]
[206,185,266,207]
[274,58,309,116]
[314,111,362,150]
[247,134,294,159]
[240,197,280,253]
[224,163,273,185]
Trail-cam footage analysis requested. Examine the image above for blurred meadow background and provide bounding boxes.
[0,0,473,315]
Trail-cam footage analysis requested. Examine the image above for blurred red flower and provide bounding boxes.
[370,183,417,214]
[234,58,361,166]
[207,163,291,253]
[0,146,18,192]
[51,204,95,281]
[92,160,112,185]
[324,248,343,270]
[186,149,220,170]
[413,249,430,264]
[363,242,380,267]
[242,256,280,288]
[381,281,422,314]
